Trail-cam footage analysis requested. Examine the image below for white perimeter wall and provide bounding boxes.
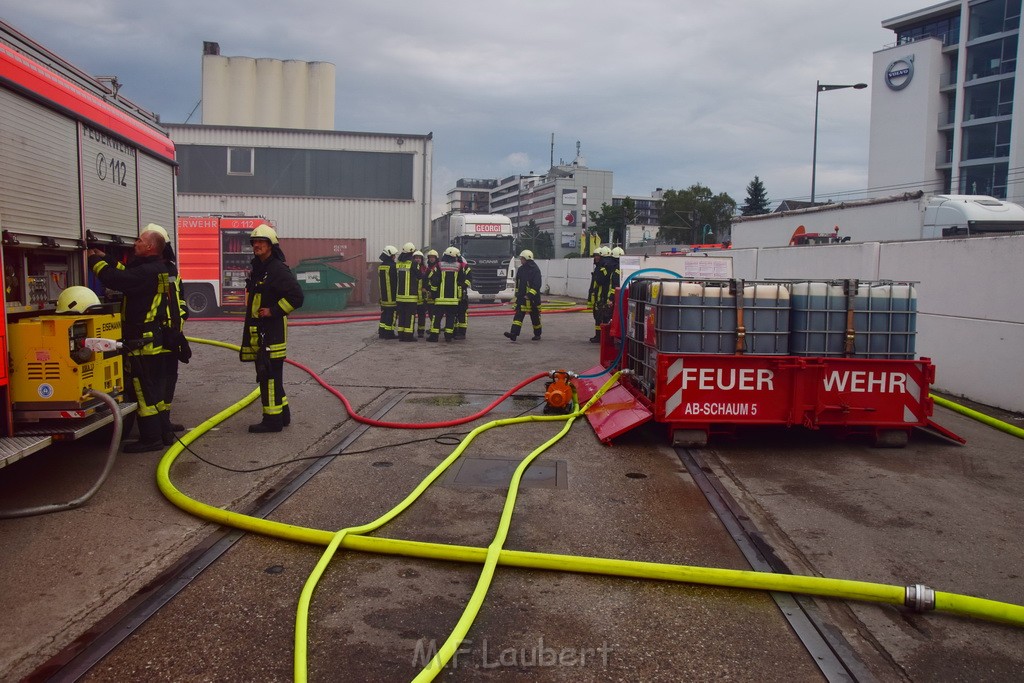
[538,236,1024,412]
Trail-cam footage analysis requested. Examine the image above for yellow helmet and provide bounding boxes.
[519,249,534,260]
[402,242,416,253]
[611,247,625,257]
[250,224,279,244]
[56,286,101,313]
[426,249,439,258]
[598,246,612,257]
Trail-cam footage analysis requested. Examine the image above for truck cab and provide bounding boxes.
[922,195,1024,238]
[445,214,515,302]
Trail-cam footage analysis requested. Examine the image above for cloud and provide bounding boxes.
[2,0,925,215]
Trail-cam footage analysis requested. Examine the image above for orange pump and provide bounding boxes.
[544,371,574,413]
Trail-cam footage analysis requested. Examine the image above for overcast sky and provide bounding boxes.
[3,1,930,216]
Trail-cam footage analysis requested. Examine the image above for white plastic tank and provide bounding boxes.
[789,281,847,356]
[742,283,790,355]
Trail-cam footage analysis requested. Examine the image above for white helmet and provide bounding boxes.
[611,247,625,257]
[56,286,101,313]
[142,223,169,242]
[443,246,459,258]
[402,242,416,253]
[412,250,424,258]
[381,245,399,258]
[519,249,534,260]
[598,246,612,257]
[426,249,439,258]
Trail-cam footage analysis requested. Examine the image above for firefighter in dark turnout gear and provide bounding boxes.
[240,225,304,433]
[420,249,439,337]
[142,223,189,443]
[88,230,170,453]
[504,249,542,341]
[587,246,612,342]
[454,251,471,339]
[377,245,399,339]
[395,242,421,341]
[413,250,428,337]
[427,247,465,342]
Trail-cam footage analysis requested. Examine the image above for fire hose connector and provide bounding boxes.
[904,584,936,612]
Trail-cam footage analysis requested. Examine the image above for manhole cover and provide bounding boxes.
[444,457,567,489]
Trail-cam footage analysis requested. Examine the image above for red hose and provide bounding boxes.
[285,357,548,429]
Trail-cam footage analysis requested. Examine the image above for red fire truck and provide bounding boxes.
[0,21,177,468]
[177,215,273,316]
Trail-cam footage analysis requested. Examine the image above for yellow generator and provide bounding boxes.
[7,312,124,411]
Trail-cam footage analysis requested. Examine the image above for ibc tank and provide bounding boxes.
[789,281,847,356]
[853,283,917,359]
[742,283,790,355]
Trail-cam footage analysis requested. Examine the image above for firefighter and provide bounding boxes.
[377,245,399,339]
[239,224,304,433]
[454,249,471,339]
[427,246,465,342]
[420,249,439,337]
[608,246,624,309]
[588,246,611,342]
[143,223,189,443]
[394,242,421,342]
[413,249,428,337]
[504,249,542,342]
[87,229,170,452]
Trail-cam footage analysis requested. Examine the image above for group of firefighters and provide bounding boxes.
[376,241,623,345]
[376,243,546,343]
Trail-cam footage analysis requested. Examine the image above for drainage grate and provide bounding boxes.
[443,457,567,489]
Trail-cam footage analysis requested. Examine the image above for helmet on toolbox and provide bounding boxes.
[402,242,417,253]
[519,249,534,260]
[56,286,101,314]
[611,247,625,257]
[381,245,399,258]
[250,224,279,244]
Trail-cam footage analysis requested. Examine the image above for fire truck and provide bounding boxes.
[0,21,177,468]
[177,215,272,316]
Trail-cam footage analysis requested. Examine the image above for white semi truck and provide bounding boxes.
[430,213,515,302]
[731,192,1024,248]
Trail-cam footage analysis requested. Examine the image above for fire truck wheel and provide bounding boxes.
[184,284,219,317]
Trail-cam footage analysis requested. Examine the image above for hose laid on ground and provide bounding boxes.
[931,394,1024,440]
[0,390,123,519]
[159,333,1024,680]
[154,362,1024,637]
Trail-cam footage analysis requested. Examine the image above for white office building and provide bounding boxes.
[871,0,1023,204]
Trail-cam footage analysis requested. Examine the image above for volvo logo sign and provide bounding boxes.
[885,55,914,91]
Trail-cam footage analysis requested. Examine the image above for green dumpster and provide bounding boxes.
[293,257,357,312]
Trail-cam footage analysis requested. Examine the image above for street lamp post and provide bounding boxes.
[811,80,867,204]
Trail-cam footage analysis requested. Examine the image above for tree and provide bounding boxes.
[740,176,771,216]
[658,184,737,244]
[514,220,554,260]
[587,197,636,248]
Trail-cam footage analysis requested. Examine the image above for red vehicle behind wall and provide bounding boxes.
[177,215,273,316]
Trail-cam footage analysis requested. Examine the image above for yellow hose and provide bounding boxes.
[931,393,1024,439]
[159,338,1024,682]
